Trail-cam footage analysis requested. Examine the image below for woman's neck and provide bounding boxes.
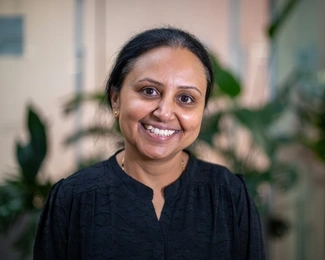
[117,149,187,190]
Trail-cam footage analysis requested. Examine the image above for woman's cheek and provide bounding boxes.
[181,113,203,129]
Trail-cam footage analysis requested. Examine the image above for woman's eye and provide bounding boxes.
[143,87,158,96]
[179,95,193,104]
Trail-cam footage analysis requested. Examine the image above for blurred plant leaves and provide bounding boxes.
[63,125,119,146]
[63,92,106,115]
[210,54,241,98]
[0,105,52,259]
[295,78,325,161]
[233,100,285,155]
[267,0,302,39]
[16,106,47,185]
[198,113,223,145]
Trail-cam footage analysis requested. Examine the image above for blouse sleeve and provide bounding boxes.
[234,174,265,260]
[33,179,69,260]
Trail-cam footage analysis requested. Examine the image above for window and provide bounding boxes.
[0,16,23,56]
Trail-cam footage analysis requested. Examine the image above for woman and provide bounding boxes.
[34,27,265,259]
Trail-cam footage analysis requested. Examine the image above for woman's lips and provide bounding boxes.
[143,124,179,137]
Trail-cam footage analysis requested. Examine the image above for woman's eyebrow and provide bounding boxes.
[137,78,202,95]
[137,78,163,86]
[178,86,202,95]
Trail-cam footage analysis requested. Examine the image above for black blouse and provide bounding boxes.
[33,151,265,259]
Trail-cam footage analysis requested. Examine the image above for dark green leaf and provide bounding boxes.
[16,106,47,183]
[267,0,302,39]
[210,54,241,98]
[215,68,241,98]
[28,106,47,164]
[16,142,38,184]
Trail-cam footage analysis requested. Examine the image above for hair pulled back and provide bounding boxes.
[106,27,214,108]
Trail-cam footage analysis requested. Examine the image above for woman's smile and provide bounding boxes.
[143,124,178,137]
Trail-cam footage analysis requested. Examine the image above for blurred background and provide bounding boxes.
[0,0,324,259]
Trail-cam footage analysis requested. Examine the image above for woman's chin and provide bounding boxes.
[135,145,182,161]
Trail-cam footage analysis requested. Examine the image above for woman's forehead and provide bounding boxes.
[124,47,207,88]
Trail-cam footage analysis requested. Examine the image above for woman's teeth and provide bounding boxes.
[145,125,176,137]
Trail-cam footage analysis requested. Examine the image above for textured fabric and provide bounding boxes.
[33,151,265,260]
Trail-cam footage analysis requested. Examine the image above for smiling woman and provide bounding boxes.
[33,27,265,260]
[112,47,206,164]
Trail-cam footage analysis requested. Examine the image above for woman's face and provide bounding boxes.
[111,47,207,161]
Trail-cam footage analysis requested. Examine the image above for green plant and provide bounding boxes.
[62,93,121,169]
[0,105,52,259]
[200,63,301,190]
[198,58,303,237]
[295,71,325,161]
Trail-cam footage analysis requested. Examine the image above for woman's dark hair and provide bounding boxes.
[106,27,214,108]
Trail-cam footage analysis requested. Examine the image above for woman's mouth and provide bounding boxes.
[143,124,178,137]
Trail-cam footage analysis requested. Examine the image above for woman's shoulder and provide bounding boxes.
[192,155,246,191]
[191,156,251,206]
[53,155,118,196]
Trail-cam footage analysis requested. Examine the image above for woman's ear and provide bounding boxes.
[110,88,120,109]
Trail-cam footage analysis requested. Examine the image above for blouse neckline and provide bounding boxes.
[108,150,196,200]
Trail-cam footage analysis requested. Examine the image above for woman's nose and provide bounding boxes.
[152,98,175,122]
